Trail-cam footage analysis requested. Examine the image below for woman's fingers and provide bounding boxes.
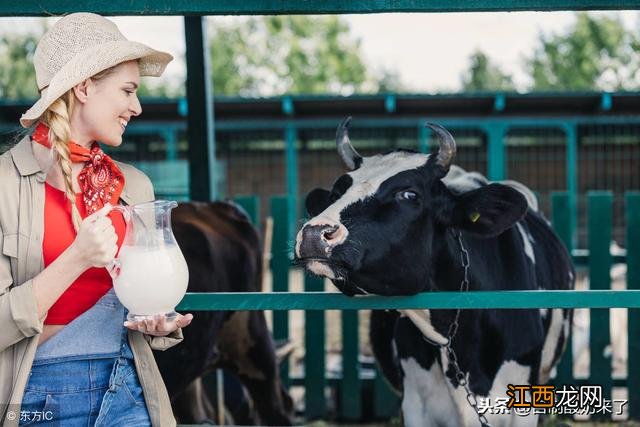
[124,313,194,336]
[176,313,194,328]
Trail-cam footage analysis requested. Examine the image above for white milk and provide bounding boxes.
[113,245,189,317]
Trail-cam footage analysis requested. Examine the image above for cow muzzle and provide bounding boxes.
[295,218,348,260]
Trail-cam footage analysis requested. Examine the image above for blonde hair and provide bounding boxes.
[39,67,115,232]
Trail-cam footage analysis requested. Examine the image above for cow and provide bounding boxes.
[294,118,574,427]
[153,201,293,426]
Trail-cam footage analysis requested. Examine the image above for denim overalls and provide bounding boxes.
[19,289,150,426]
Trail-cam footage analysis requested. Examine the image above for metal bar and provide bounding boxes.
[384,94,397,113]
[184,16,216,201]
[340,310,361,420]
[211,116,640,132]
[176,290,640,311]
[486,123,506,180]
[563,123,578,248]
[588,192,613,407]
[627,192,640,419]
[162,129,178,162]
[270,196,290,384]
[7,1,640,16]
[494,93,506,112]
[285,125,298,246]
[304,275,326,419]
[418,124,429,154]
[551,192,574,385]
[600,92,613,111]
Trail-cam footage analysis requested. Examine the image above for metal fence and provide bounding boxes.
[2,108,640,421]
[80,116,639,250]
[179,191,640,422]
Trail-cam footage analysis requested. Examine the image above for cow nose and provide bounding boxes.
[297,223,348,258]
[322,225,340,243]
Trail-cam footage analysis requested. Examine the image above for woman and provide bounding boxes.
[0,13,193,426]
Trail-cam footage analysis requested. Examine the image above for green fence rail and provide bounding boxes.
[175,191,640,421]
[178,290,640,310]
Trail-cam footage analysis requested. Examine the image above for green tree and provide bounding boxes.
[1,16,398,100]
[0,32,41,99]
[137,79,183,98]
[208,16,373,96]
[527,12,640,91]
[375,66,405,93]
[461,50,515,92]
[0,29,184,100]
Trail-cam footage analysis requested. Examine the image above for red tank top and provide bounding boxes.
[43,182,126,325]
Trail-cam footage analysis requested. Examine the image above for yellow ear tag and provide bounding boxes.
[470,211,481,223]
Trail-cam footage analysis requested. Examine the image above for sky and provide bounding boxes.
[0,11,638,94]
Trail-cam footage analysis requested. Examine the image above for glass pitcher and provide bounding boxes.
[107,200,189,322]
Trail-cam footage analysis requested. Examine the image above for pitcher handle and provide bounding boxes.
[110,204,131,222]
[106,205,130,279]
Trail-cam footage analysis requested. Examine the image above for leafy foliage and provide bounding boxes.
[0,32,40,99]
[527,12,640,91]
[461,50,515,92]
[208,16,376,96]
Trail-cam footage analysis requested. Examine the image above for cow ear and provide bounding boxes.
[305,188,332,217]
[447,184,528,237]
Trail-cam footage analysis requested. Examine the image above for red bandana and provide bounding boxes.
[32,122,125,216]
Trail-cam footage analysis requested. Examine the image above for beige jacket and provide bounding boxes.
[0,137,182,427]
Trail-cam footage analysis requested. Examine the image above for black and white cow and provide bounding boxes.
[295,118,574,427]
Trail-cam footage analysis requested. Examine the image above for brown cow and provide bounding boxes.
[153,201,293,425]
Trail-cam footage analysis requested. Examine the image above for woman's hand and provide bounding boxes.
[124,313,193,336]
[69,203,118,269]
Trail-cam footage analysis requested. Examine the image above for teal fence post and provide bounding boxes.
[588,192,613,410]
[563,123,578,248]
[340,310,361,420]
[551,192,573,385]
[271,196,290,384]
[304,274,326,419]
[284,102,298,246]
[234,195,260,226]
[418,123,429,154]
[163,128,178,162]
[486,123,506,181]
[627,192,640,419]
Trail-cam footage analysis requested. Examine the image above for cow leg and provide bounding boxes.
[217,311,293,426]
[171,377,216,424]
[392,318,451,427]
[445,362,539,427]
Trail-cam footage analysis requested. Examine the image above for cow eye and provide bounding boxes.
[396,190,418,201]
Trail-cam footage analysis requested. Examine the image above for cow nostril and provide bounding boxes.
[322,225,340,241]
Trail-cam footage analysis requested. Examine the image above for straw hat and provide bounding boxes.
[20,12,173,128]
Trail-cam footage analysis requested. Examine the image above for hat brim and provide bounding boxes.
[20,40,173,128]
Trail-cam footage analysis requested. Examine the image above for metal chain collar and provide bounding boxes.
[442,230,491,427]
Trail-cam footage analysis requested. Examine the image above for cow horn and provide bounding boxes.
[336,117,362,171]
[427,123,456,171]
